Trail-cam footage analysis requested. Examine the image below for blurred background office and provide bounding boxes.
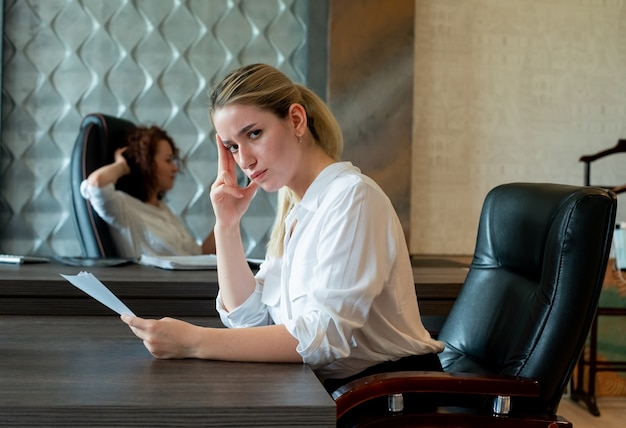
[0,0,416,260]
[0,0,328,258]
[2,0,626,257]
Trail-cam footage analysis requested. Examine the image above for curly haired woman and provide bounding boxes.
[81,125,215,258]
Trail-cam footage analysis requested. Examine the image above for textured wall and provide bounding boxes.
[412,0,626,255]
[0,0,311,258]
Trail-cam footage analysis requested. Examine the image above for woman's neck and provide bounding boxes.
[146,193,160,207]
[290,148,335,199]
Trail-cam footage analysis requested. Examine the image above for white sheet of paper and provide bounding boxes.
[60,271,135,316]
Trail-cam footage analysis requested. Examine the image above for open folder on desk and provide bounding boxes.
[138,254,218,270]
[138,254,264,270]
[60,271,135,316]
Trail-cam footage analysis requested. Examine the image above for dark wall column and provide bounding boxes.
[327,0,415,243]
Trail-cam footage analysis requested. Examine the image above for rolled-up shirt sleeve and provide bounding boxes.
[216,285,273,328]
[216,261,274,328]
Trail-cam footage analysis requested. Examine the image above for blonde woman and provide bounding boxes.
[122,64,443,393]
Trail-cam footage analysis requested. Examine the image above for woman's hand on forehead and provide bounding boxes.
[210,134,259,226]
[215,134,239,190]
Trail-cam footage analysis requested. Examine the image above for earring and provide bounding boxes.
[297,134,302,143]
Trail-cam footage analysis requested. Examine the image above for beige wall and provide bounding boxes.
[412,0,626,255]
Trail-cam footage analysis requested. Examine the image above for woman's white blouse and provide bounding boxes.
[217,162,444,380]
[80,180,201,258]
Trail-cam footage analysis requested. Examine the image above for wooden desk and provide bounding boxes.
[0,259,469,320]
[0,258,469,426]
[0,262,218,317]
[0,315,335,427]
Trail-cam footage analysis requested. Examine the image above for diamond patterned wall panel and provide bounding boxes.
[0,0,309,258]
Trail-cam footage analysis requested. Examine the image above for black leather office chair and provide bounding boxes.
[333,182,617,428]
[70,113,136,258]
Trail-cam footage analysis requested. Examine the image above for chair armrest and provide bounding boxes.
[332,370,541,419]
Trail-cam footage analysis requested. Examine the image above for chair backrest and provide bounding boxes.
[69,113,136,258]
[438,182,617,416]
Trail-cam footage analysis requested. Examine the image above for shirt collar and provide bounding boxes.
[298,161,358,212]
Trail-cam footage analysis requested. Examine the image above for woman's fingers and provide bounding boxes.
[120,314,152,340]
[114,147,128,163]
[121,315,197,359]
[215,134,237,186]
[121,315,167,356]
[120,313,137,326]
[215,134,227,169]
[212,177,244,199]
[211,133,260,223]
[242,178,259,197]
[212,136,247,200]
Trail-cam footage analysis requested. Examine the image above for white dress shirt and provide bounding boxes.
[80,180,201,258]
[217,162,444,380]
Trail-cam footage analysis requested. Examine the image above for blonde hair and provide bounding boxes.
[209,64,344,257]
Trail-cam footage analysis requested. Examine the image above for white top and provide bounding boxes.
[80,180,201,258]
[217,162,444,379]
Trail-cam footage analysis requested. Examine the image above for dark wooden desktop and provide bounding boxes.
[0,262,220,317]
[0,316,334,427]
[0,258,469,427]
[0,258,468,319]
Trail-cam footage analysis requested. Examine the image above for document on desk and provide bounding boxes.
[139,254,265,270]
[60,271,135,316]
[138,254,218,270]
